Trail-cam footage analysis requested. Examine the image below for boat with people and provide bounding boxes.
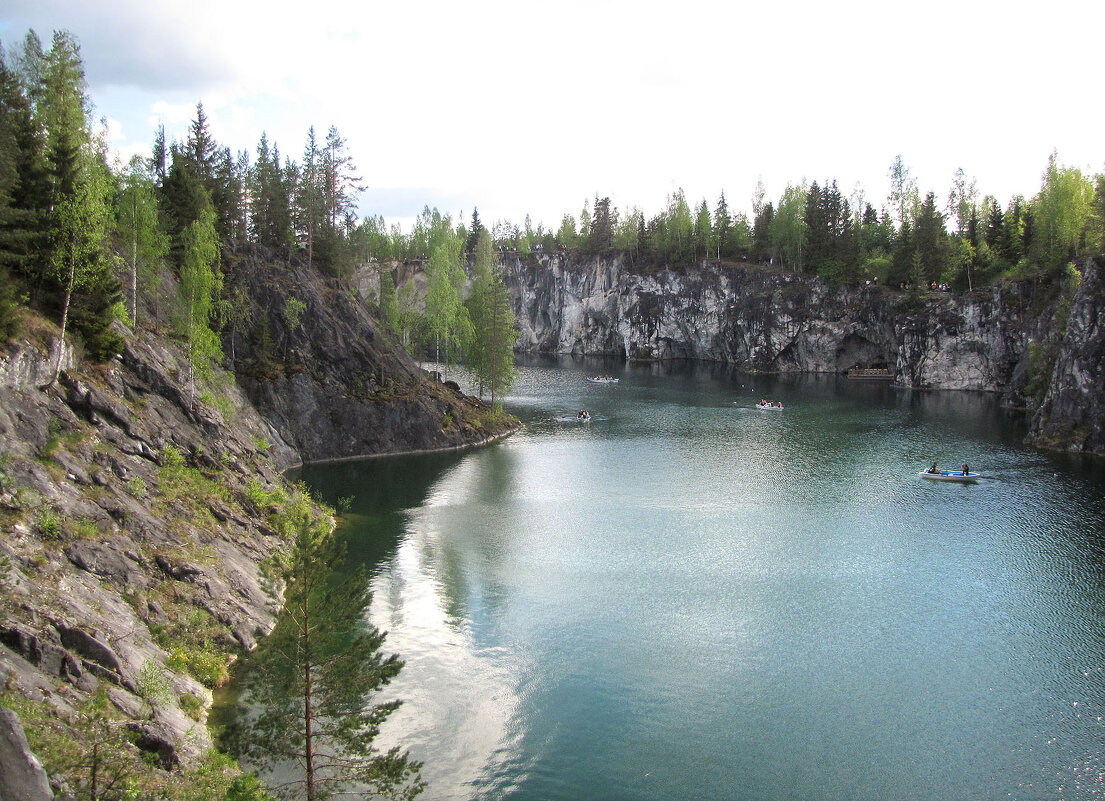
[920,462,979,483]
[576,410,592,422]
[586,376,620,384]
[755,400,784,410]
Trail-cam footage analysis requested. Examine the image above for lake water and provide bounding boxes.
[295,358,1105,801]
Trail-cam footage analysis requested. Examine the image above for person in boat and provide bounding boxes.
[962,463,969,476]
[929,460,939,474]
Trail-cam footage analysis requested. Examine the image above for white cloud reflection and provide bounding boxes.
[367,518,527,799]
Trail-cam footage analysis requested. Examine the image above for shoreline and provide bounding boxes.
[283,423,523,472]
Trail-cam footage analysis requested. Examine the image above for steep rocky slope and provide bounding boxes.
[226,246,515,462]
[1030,261,1105,453]
[0,323,294,787]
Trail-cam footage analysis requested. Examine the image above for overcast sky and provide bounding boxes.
[2,0,1102,232]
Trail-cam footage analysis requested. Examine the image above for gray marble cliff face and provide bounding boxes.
[500,253,1103,454]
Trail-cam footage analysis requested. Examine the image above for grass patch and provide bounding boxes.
[151,601,233,690]
[153,444,230,529]
[179,691,205,722]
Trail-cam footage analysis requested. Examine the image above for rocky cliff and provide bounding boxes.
[502,252,1103,455]
[1029,260,1105,454]
[227,247,515,463]
[0,247,515,797]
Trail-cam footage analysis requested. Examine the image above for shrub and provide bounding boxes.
[36,507,60,539]
[136,661,173,712]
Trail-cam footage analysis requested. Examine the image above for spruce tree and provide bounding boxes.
[465,229,516,405]
[713,192,732,259]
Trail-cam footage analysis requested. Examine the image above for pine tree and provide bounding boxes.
[693,199,712,263]
[296,126,324,267]
[0,48,48,284]
[752,201,774,263]
[914,191,948,284]
[589,196,614,252]
[234,510,424,801]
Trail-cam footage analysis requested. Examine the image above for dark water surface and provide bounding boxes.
[295,358,1105,801]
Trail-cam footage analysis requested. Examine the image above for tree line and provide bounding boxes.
[351,158,1103,299]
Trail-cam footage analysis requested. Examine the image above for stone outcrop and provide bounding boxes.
[0,709,53,801]
[1029,260,1105,453]
[501,252,1103,454]
[227,247,516,462]
[0,329,292,769]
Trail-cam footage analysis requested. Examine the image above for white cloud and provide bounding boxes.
[4,0,1103,229]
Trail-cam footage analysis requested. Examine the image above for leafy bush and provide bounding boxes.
[162,443,186,469]
[36,507,60,539]
[136,661,173,712]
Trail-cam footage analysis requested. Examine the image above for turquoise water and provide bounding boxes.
[296,358,1105,801]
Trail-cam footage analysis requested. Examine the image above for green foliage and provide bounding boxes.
[199,388,235,419]
[228,511,423,800]
[135,661,173,713]
[180,205,223,389]
[465,229,517,404]
[179,691,205,722]
[116,159,169,328]
[422,229,471,367]
[3,686,141,801]
[283,296,306,330]
[1030,152,1094,270]
[378,271,399,332]
[772,183,808,270]
[245,478,286,511]
[154,442,230,528]
[158,619,230,689]
[0,266,21,340]
[1025,339,1060,403]
[36,506,60,539]
[39,417,63,461]
[815,259,847,286]
[161,442,185,470]
[1054,262,1082,334]
[3,689,276,800]
[124,474,146,495]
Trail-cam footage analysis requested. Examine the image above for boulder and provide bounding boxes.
[0,709,53,801]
